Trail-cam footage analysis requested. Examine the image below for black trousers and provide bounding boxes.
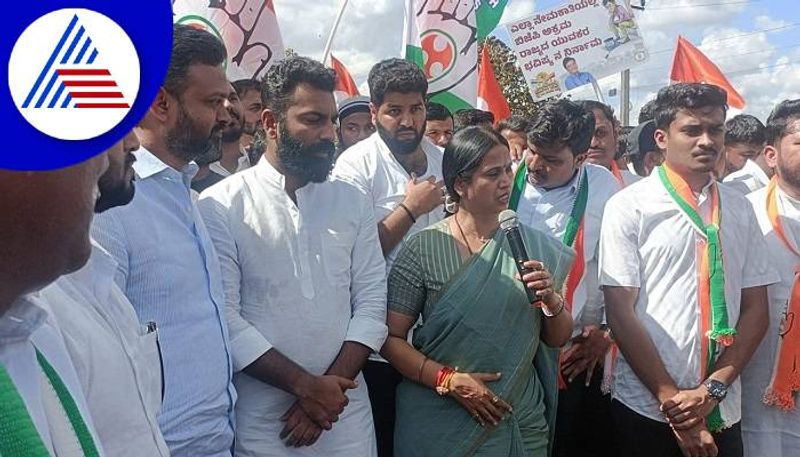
[363,360,402,457]
[611,400,743,457]
[553,369,618,457]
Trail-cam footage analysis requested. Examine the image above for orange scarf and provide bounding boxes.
[610,161,625,188]
[763,178,800,410]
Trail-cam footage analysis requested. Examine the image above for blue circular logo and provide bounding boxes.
[3,0,173,171]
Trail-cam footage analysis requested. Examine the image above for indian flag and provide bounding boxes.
[403,0,478,112]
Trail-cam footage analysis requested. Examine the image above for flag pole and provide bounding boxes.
[322,0,350,65]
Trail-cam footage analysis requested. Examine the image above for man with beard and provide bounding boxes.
[742,99,800,457]
[192,83,250,193]
[40,131,170,456]
[233,78,263,150]
[332,58,445,457]
[600,83,775,457]
[92,24,237,457]
[198,56,387,456]
[0,153,108,457]
[579,100,640,188]
[508,99,621,457]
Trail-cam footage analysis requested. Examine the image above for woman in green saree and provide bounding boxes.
[381,127,576,457]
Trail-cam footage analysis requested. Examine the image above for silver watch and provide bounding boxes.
[704,379,728,402]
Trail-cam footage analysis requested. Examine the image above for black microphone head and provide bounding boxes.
[499,209,518,231]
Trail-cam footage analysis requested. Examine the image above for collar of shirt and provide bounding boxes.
[253,156,288,190]
[0,294,48,344]
[64,240,119,307]
[530,166,581,195]
[133,146,199,188]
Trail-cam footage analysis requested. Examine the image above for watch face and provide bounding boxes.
[707,380,727,399]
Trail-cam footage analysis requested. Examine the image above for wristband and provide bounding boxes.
[398,203,417,224]
[542,295,565,318]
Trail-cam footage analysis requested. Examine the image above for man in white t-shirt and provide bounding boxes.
[333,58,444,457]
[600,83,777,457]
[742,99,800,457]
[721,114,772,195]
[510,98,620,457]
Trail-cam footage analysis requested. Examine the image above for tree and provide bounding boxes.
[479,36,548,118]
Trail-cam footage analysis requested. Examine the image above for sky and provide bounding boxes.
[273,0,800,123]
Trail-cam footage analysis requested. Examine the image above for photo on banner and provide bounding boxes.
[504,0,649,101]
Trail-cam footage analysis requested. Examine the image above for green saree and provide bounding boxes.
[388,220,575,457]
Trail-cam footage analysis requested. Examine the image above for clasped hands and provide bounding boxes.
[660,386,720,457]
[279,374,356,447]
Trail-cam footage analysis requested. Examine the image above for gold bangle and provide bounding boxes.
[417,357,429,383]
[542,295,565,318]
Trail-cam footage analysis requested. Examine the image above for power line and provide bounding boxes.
[630,60,800,92]
[645,23,800,56]
[631,42,800,75]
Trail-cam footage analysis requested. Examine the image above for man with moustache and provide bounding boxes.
[742,99,800,457]
[600,83,776,457]
[722,115,773,195]
[423,101,454,148]
[233,78,264,150]
[193,83,250,193]
[333,58,445,457]
[508,99,621,457]
[198,56,387,456]
[0,153,108,456]
[579,100,640,188]
[92,24,237,456]
[40,131,170,456]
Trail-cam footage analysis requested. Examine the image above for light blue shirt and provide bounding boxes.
[92,147,236,457]
[564,71,597,90]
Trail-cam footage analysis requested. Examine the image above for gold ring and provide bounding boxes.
[492,396,499,404]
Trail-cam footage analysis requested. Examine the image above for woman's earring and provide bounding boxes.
[444,194,459,214]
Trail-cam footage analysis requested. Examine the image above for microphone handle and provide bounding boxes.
[505,228,538,304]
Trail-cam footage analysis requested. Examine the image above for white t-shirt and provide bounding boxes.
[742,184,800,456]
[516,163,619,334]
[598,171,778,425]
[724,159,770,195]
[334,132,445,270]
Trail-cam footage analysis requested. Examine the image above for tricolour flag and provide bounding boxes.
[403,0,478,113]
[476,0,509,42]
[172,0,285,80]
[331,54,360,103]
[477,46,511,123]
[670,35,745,109]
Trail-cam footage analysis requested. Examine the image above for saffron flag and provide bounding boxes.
[477,46,511,123]
[331,54,360,103]
[670,35,745,109]
[403,0,478,113]
[173,0,285,80]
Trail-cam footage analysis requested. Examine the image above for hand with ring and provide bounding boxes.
[447,371,512,427]
[517,260,559,308]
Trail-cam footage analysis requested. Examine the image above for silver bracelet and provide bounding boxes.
[542,295,565,318]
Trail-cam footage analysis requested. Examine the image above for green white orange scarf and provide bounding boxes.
[510,165,588,389]
[658,165,735,431]
[763,177,800,410]
[0,349,100,456]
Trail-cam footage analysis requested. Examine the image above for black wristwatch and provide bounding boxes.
[704,379,728,402]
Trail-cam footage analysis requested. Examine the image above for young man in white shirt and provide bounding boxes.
[579,100,640,188]
[41,131,170,457]
[600,83,777,457]
[198,56,387,457]
[741,99,800,457]
[510,98,620,457]
[333,58,444,457]
[721,115,772,195]
[0,153,109,455]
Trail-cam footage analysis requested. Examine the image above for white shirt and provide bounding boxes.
[39,241,169,457]
[598,172,778,425]
[742,184,800,457]
[0,294,104,456]
[620,169,642,187]
[517,163,619,333]
[334,132,445,270]
[209,152,251,178]
[198,158,387,457]
[724,159,770,195]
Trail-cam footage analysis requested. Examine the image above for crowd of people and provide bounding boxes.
[2,23,800,457]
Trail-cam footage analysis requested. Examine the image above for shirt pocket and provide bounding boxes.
[135,323,164,418]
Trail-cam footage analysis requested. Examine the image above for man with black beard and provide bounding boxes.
[192,83,249,193]
[333,58,445,457]
[41,131,171,456]
[198,56,387,456]
[92,24,237,457]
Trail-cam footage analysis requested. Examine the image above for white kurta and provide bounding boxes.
[40,241,169,457]
[198,159,388,457]
[724,159,770,195]
[742,185,800,456]
[516,163,620,334]
[599,173,778,425]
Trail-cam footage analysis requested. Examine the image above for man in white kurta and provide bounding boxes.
[741,101,800,457]
[198,56,387,457]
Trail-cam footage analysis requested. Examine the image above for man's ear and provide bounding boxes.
[151,87,171,122]
[370,102,378,125]
[574,152,588,168]
[764,144,779,169]
[262,109,279,140]
[654,128,668,153]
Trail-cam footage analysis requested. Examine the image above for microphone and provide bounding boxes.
[499,209,538,305]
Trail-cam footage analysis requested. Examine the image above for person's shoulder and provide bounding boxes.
[198,166,254,205]
[605,173,657,212]
[335,133,382,168]
[584,163,620,190]
[745,185,768,207]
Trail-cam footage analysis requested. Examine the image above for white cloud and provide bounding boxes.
[754,15,789,30]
